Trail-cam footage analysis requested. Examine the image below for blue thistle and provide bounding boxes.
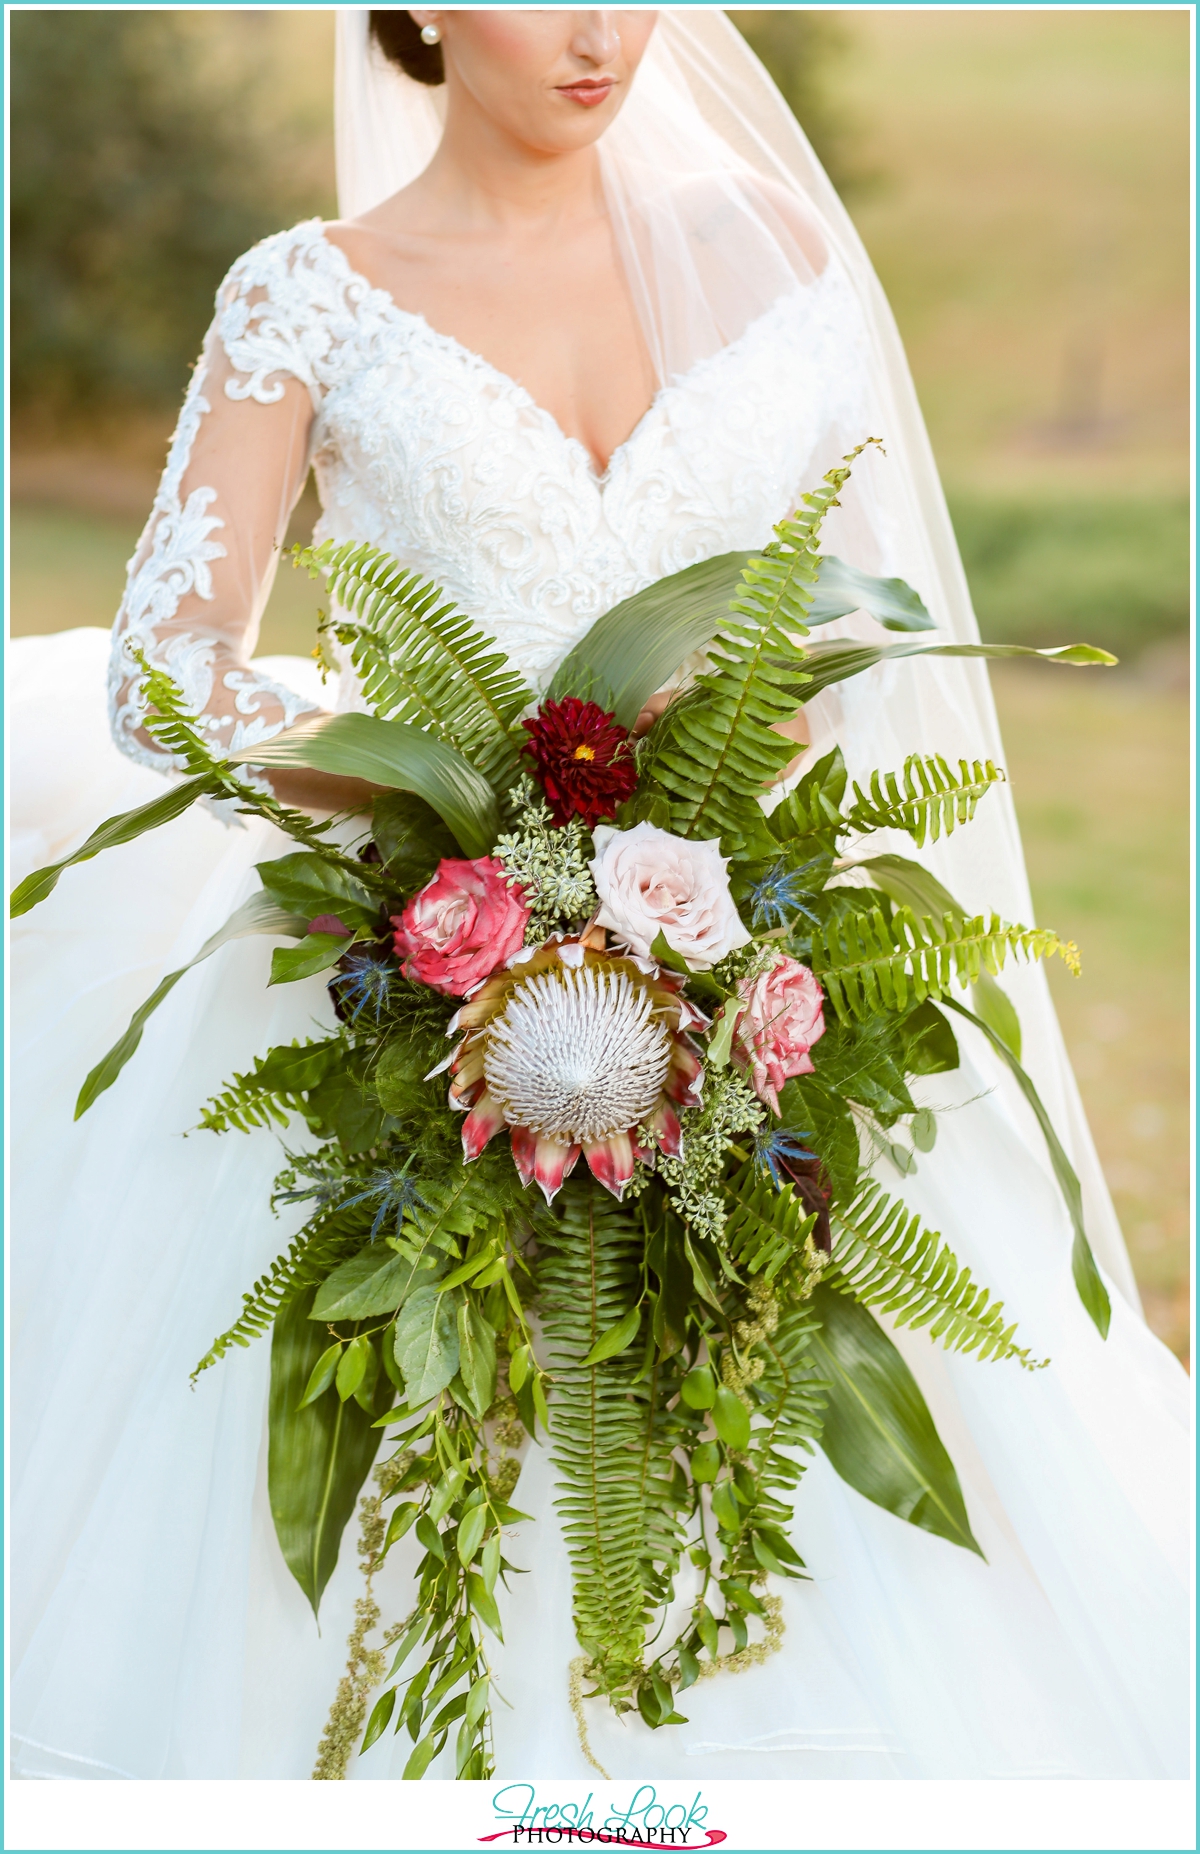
[329,949,395,1024]
[753,1126,817,1191]
[748,856,825,931]
[342,1162,427,1240]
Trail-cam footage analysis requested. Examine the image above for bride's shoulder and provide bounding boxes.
[216,218,350,306]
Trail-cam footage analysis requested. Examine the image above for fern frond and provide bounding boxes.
[811,905,1079,1021]
[191,1201,370,1379]
[832,1181,1044,1369]
[538,1179,655,1698]
[721,1168,818,1282]
[843,754,1004,848]
[197,1038,340,1135]
[132,649,373,873]
[390,1161,515,1268]
[650,448,876,843]
[300,540,531,788]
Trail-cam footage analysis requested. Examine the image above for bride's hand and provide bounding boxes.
[262,765,385,818]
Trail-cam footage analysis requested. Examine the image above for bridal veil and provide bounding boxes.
[336,4,1138,1306]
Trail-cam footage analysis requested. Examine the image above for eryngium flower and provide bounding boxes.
[445,940,705,1201]
[521,696,638,828]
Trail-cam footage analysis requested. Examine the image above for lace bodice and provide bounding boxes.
[110,219,878,772]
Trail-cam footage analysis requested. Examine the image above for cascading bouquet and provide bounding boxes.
[14,446,1116,1782]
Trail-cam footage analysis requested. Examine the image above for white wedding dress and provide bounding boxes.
[10,207,1190,1782]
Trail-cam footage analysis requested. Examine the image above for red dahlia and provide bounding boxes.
[521,697,638,828]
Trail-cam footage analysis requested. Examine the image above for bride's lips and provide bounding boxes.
[556,77,617,108]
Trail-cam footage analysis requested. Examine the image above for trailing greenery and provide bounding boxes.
[12,445,1118,1780]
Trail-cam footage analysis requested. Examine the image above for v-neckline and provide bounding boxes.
[316,224,665,485]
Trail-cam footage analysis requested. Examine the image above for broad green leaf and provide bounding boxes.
[807,555,934,633]
[297,1342,342,1411]
[402,1732,442,1781]
[549,550,747,722]
[508,1343,532,1394]
[371,790,460,893]
[394,1287,460,1404]
[231,712,500,859]
[361,1687,396,1753]
[10,773,211,917]
[792,637,1117,705]
[465,1676,490,1731]
[680,1365,716,1410]
[549,552,936,729]
[849,852,965,925]
[970,966,1023,1061]
[711,1479,741,1531]
[466,1570,504,1639]
[911,1107,938,1153]
[943,1000,1110,1339]
[269,932,353,985]
[456,1300,498,1418]
[581,1301,642,1366]
[256,851,379,931]
[336,1334,371,1401]
[457,1502,487,1566]
[311,1247,443,1322]
[75,890,307,1118]
[809,1282,983,1555]
[690,1441,720,1482]
[711,1384,751,1452]
[268,1291,386,1614]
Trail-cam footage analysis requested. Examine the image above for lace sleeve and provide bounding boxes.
[108,222,347,777]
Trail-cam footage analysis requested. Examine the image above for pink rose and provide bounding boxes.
[391,858,529,998]
[731,956,826,1115]
[589,822,751,970]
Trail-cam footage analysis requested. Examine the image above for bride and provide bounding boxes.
[10,8,1188,1782]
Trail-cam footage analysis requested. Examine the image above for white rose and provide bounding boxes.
[589,822,751,970]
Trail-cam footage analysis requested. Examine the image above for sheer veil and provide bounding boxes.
[334,5,1138,1306]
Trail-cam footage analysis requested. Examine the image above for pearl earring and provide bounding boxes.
[420,22,441,44]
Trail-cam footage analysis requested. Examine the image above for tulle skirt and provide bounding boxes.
[10,630,1190,1780]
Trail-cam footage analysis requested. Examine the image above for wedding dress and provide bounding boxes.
[10,10,1188,1783]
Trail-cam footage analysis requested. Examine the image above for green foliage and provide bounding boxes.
[809,1281,983,1555]
[76,892,306,1118]
[832,1180,1044,1368]
[302,539,531,789]
[269,1289,391,1614]
[197,1036,341,1135]
[538,1180,685,1704]
[843,754,1005,848]
[371,791,460,894]
[191,1199,373,1378]
[650,453,869,847]
[721,1165,818,1284]
[811,904,1078,1022]
[945,1001,1110,1340]
[234,712,501,860]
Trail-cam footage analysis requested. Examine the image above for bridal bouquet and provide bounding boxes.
[14,446,1115,1781]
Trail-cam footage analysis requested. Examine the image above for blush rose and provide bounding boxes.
[391,857,529,997]
[731,955,826,1114]
[589,821,751,970]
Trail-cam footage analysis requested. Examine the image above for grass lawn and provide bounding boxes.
[9,502,1190,1361]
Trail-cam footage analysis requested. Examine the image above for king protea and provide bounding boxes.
[441,939,704,1200]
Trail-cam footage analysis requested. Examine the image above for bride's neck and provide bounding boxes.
[403,86,606,233]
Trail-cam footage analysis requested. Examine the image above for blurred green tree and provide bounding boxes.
[10,9,320,425]
[730,9,867,198]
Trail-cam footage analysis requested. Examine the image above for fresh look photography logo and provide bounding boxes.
[480,1785,727,1848]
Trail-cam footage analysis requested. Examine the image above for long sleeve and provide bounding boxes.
[108,225,340,776]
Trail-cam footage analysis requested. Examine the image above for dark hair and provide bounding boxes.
[369,11,444,86]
